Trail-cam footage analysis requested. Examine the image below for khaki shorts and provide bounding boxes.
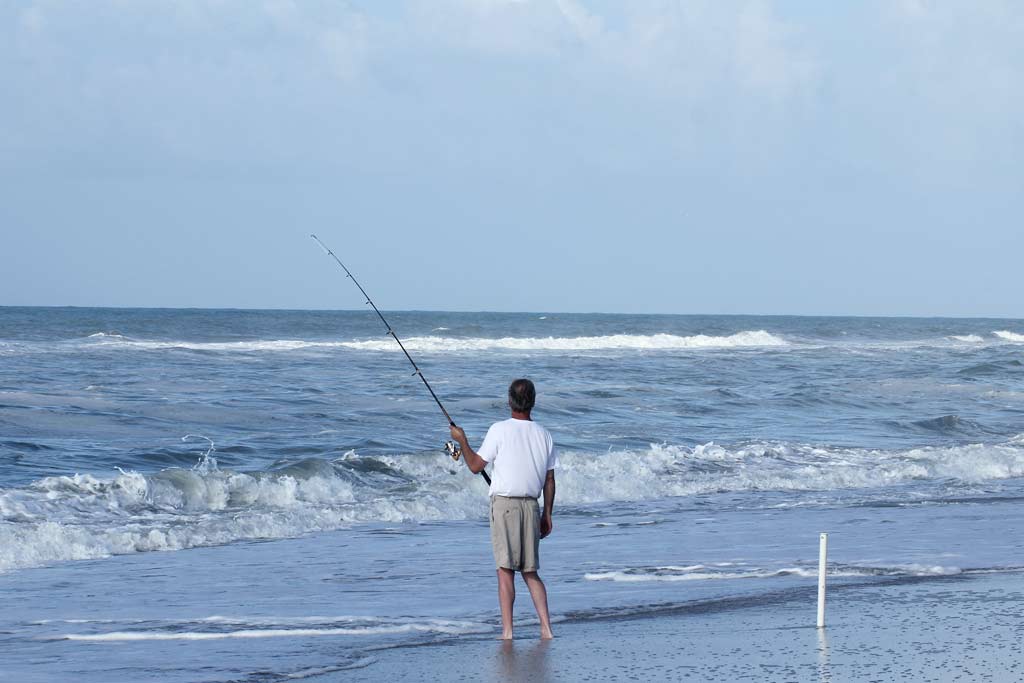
[490,495,541,572]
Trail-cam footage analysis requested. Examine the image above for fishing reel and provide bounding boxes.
[444,440,462,461]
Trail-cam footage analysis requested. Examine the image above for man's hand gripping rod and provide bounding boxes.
[311,234,491,486]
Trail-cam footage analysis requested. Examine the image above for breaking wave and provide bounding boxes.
[9,329,1024,355]
[3,436,1024,573]
[339,331,789,352]
[994,330,1024,343]
[85,335,348,352]
[2,330,789,355]
[555,438,1024,504]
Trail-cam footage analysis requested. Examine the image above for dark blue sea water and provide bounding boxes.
[1,307,1023,681]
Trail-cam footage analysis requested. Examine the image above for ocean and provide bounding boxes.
[2,307,1023,681]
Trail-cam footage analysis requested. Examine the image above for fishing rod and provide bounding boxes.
[311,234,491,486]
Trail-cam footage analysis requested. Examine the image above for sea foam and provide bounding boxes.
[583,562,964,583]
[3,437,1024,573]
[13,329,1024,355]
[88,337,349,352]
[59,617,489,641]
[994,330,1024,343]
[339,330,789,352]
[5,331,789,355]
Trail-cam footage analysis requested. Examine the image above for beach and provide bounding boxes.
[350,571,1023,682]
[1,308,1023,681]
[4,513,1022,682]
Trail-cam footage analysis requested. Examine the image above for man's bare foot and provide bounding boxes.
[498,631,513,640]
[540,628,554,640]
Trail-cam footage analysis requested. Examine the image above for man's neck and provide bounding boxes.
[510,410,532,421]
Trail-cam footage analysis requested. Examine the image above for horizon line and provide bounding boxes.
[0,304,1021,321]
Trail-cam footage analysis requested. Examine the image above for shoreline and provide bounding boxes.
[344,570,1024,682]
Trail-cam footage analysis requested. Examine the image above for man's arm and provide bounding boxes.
[449,426,488,474]
[540,469,555,538]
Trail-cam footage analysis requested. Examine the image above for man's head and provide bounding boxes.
[508,378,536,414]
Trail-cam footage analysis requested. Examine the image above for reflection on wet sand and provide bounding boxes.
[817,627,831,683]
[495,638,552,683]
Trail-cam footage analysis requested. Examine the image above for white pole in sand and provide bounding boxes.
[816,532,828,629]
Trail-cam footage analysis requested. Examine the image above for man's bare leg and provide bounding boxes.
[497,568,515,639]
[522,571,554,639]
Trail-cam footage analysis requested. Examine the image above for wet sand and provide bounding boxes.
[346,571,1024,682]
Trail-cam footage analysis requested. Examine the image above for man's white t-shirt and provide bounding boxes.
[478,418,558,499]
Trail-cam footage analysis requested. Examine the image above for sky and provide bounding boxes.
[1,0,1022,316]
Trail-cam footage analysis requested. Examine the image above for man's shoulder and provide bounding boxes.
[523,420,553,441]
[490,418,553,439]
[485,419,515,439]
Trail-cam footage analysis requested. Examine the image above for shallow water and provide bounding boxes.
[1,308,1022,680]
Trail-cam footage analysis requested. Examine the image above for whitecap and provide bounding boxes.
[339,330,789,353]
[994,330,1024,343]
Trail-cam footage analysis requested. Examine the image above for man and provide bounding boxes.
[449,378,557,640]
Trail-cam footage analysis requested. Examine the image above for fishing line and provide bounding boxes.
[311,234,491,486]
